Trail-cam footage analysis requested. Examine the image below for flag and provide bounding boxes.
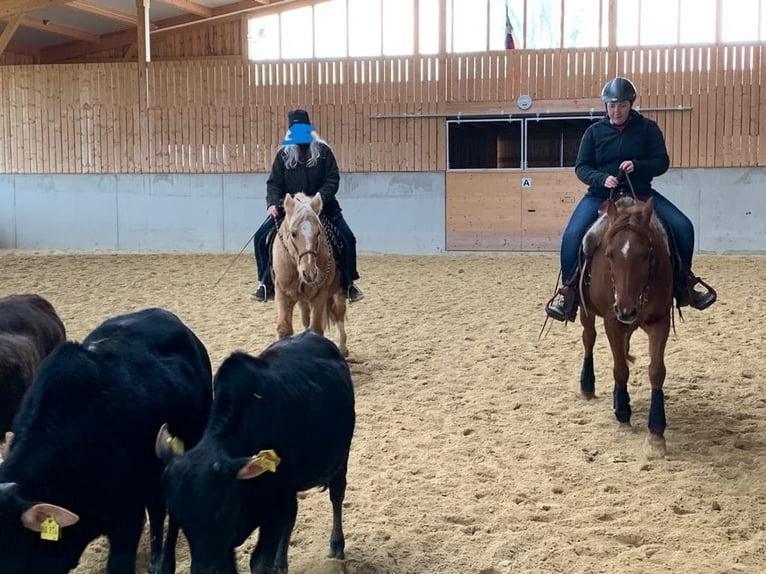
[504,4,516,50]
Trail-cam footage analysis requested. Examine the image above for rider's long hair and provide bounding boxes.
[281,131,328,169]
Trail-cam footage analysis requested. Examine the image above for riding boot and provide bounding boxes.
[675,269,716,310]
[546,283,579,322]
[251,266,275,303]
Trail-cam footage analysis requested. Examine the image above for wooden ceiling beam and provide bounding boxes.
[68,0,140,27]
[0,0,73,20]
[155,0,211,18]
[151,0,332,34]
[19,14,100,42]
[38,0,331,62]
[0,12,21,56]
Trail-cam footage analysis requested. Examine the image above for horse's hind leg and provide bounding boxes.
[579,311,597,399]
[308,297,327,337]
[331,293,348,357]
[604,322,632,431]
[643,318,670,459]
[298,301,310,330]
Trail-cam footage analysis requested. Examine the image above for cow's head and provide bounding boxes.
[0,482,79,572]
[156,424,281,573]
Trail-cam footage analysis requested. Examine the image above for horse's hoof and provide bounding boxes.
[616,422,634,433]
[643,434,666,459]
[581,391,596,400]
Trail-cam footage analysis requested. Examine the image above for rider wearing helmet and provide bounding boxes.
[545,77,716,322]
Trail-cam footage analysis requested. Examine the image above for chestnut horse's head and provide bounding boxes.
[282,192,325,285]
[603,197,664,325]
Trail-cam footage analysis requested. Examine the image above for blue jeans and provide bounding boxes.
[560,191,695,282]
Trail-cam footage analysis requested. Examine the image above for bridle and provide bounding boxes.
[277,214,333,289]
[607,221,655,311]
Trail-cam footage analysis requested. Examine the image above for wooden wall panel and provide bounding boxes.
[446,170,581,252]
[0,43,764,174]
[446,171,523,251]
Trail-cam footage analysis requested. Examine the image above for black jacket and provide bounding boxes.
[266,143,341,218]
[575,110,670,198]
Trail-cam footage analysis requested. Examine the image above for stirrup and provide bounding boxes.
[346,284,364,303]
[545,287,577,322]
[688,276,717,310]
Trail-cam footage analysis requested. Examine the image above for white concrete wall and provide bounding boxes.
[0,172,445,254]
[0,167,763,253]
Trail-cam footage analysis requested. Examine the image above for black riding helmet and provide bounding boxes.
[601,77,637,103]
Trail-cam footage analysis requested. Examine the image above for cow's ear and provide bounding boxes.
[236,450,281,480]
[309,193,323,214]
[21,503,79,532]
[155,423,184,465]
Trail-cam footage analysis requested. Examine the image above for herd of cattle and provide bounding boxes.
[0,294,356,574]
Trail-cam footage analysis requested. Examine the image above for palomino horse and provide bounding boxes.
[579,197,674,458]
[271,192,348,356]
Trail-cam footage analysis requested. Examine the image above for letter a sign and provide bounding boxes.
[521,177,532,188]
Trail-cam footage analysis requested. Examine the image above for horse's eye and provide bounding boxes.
[291,231,297,238]
[605,250,613,259]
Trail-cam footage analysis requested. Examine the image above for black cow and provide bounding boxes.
[0,307,212,574]
[157,329,355,574]
[0,293,66,437]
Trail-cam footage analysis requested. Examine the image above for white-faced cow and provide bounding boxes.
[0,307,212,574]
[0,294,66,438]
[157,329,355,574]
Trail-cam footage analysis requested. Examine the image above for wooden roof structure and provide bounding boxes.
[0,0,329,61]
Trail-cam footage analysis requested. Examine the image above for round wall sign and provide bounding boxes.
[517,95,533,110]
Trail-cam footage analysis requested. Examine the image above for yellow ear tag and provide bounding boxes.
[253,449,280,473]
[40,516,61,541]
[167,436,185,455]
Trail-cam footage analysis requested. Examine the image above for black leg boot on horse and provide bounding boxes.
[546,270,581,323]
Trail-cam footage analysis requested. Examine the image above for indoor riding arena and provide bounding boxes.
[1,1,765,573]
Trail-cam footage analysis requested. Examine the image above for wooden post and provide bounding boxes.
[608,0,617,77]
[414,0,419,54]
[136,0,150,171]
[0,13,21,57]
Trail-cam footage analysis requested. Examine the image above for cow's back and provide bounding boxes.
[3,307,212,519]
[215,330,355,493]
[0,294,66,436]
[0,294,66,357]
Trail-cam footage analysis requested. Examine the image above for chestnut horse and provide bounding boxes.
[271,192,348,356]
[578,197,674,458]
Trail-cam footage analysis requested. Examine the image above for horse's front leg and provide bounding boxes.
[643,317,671,459]
[308,296,328,336]
[604,322,632,431]
[275,292,295,339]
[579,310,597,399]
